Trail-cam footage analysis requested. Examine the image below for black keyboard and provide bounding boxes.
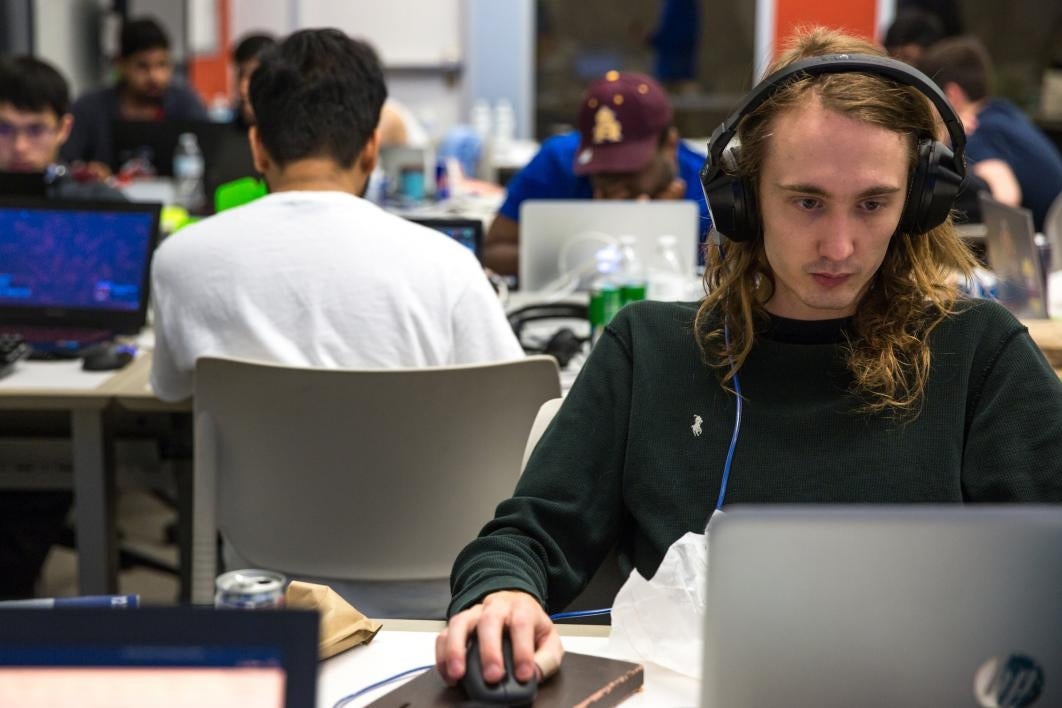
[0,333,30,379]
[0,326,113,360]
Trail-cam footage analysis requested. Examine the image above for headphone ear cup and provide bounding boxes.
[898,139,963,235]
[702,144,759,242]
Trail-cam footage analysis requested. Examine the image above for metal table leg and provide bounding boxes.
[71,407,117,594]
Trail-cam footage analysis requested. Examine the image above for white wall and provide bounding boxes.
[33,0,110,96]
[231,0,291,40]
[227,0,534,140]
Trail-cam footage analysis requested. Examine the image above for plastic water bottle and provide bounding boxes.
[617,235,648,305]
[649,234,689,301]
[588,246,622,344]
[173,132,206,212]
[470,99,492,141]
[492,98,515,157]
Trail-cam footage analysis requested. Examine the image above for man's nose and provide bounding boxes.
[818,212,857,262]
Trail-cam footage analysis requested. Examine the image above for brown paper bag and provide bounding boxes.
[285,580,382,660]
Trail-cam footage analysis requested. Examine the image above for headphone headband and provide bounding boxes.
[707,53,966,175]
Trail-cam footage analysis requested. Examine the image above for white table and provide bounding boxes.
[317,620,699,707]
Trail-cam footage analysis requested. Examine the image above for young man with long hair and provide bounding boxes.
[436,27,1062,687]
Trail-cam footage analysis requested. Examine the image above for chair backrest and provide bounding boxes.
[191,355,561,604]
[521,397,563,471]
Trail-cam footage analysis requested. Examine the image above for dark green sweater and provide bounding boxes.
[449,299,1062,616]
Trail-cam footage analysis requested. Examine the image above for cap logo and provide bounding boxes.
[592,106,623,145]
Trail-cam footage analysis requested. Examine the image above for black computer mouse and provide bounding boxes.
[81,343,135,372]
[461,631,538,707]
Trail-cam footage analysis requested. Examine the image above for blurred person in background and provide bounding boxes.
[60,16,207,176]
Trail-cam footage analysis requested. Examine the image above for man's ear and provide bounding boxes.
[55,113,74,147]
[359,128,381,175]
[943,82,968,109]
[661,126,679,159]
[248,125,271,174]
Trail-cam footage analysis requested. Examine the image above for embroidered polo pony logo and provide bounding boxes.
[691,415,703,437]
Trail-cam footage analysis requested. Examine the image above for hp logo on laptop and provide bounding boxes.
[974,654,1045,707]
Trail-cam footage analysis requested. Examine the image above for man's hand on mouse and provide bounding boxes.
[436,590,563,686]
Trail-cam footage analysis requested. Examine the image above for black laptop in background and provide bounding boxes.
[0,170,52,198]
[0,606,319,708]
[111,119,258,209]
[0,197,162,357]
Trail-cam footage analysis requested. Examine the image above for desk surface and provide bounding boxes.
[317,620,697,708]
[4,315,1062,406]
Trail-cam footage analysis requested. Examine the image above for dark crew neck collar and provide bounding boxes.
[764,314,851,344]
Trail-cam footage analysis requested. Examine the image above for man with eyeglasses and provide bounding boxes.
[0,56,124,200]
[482,71,711,276]
[0,54,125,601]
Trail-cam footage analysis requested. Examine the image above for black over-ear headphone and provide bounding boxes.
[700,53,967,243]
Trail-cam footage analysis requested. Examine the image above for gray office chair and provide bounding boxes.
[191,355,561,609]
[521,397,627,621]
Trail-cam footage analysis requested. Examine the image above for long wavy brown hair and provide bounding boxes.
[695,27,979,418]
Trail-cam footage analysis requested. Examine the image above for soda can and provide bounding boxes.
[435,160,450,200]
[214,569,287,609]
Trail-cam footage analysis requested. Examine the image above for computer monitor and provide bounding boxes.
[0,607,319,708]
[0,198,161,333]
[405,217,483,262]
[702,506,1062,708]
[519,200,701,292]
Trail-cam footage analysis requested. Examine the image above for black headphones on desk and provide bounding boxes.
[700,53,967,243]
[508,303,589,368]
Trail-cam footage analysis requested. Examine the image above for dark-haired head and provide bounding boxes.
[0,56,70,117]
[883,9,945,64]
[0,56,73,171]
[233,33,277,65]
[120,17,170,58]
[249,28,387,188]
[116,17,173,102]
[232,33,278,126]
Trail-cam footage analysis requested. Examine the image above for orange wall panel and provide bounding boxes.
[774,0,879,49]
[188,0,232,107]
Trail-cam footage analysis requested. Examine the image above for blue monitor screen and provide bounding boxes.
[0,206,155,312]
[433,224,478,255]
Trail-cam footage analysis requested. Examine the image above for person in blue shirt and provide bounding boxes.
[484,71,711,276]
[919,37,1062,232]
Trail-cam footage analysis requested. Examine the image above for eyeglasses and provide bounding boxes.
[0,121,59,144]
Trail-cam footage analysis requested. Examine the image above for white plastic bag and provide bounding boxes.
[606,529,710,678]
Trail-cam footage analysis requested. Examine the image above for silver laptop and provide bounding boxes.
[518,200,701,291]
[980,194,1048,319]
[702,506,1062,708]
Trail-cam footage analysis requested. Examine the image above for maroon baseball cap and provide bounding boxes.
[573,71,673,176]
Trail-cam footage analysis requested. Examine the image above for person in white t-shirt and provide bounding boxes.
[150,29,523,402]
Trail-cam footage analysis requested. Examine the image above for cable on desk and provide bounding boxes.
[332,664,433,708]
[549,607,611,621]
